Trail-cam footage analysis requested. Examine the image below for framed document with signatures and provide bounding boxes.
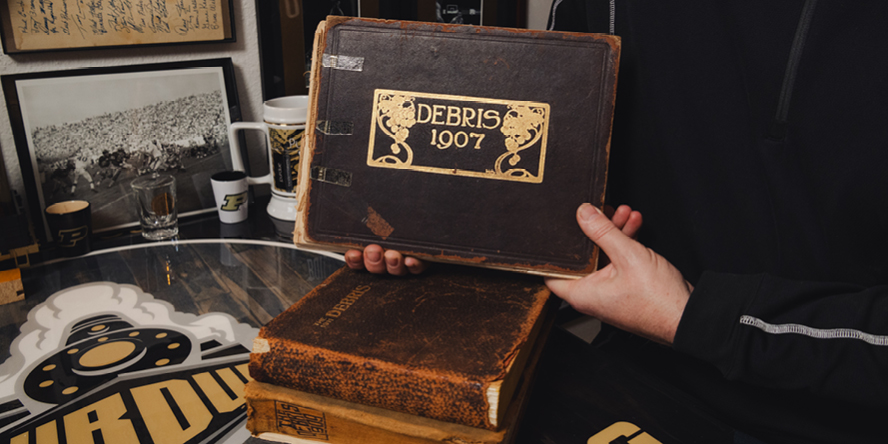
[0,0,234,54]
[294,17,620,279]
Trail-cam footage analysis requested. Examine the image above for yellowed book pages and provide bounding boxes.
[246,381,512,444]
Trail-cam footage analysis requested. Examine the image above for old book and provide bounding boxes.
[244,300,551,444]
[294,16,620,278]
[249,264,555,431]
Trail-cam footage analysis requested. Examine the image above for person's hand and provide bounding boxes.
[545,204,692,345]
[344,244,429,276]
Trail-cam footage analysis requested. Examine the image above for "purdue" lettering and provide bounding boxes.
[9,364,250,444]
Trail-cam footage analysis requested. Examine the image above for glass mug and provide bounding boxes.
[229,95,308,222]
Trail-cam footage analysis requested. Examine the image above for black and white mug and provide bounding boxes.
[210,171,249,224]
[45,200,92,257]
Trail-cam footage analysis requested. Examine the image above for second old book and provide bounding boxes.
[249,265,555,430]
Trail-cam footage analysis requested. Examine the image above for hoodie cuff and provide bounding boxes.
[673,271,764,376]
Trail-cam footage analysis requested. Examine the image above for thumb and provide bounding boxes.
[576,203,639,266]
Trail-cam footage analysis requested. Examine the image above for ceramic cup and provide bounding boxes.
[210,170,250,224]
[45,200,92,256]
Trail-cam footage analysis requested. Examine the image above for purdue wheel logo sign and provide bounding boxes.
[0,283,258,444]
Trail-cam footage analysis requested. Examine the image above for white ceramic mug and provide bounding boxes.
[229,95,308,221]
[210,171,249,224]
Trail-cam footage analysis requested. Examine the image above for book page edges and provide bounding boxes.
[246,381,508,443]
[486,294,554,427]
[294,19,328,246]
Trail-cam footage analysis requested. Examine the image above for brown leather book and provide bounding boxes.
[249,265,555,430]
[245,295,552,444]
[294,16,620,278]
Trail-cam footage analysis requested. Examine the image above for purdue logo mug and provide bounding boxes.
[228,96,308,222]
[45,200,92,257]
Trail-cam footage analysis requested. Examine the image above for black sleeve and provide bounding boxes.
[673,271,888,407]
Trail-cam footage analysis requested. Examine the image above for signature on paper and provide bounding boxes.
[9,0,223,47]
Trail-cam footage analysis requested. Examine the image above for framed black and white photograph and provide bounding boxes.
[2,58,242,242]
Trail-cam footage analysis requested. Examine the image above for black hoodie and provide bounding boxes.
[550,1,888,443]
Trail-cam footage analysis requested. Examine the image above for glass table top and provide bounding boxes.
[1,239,344,443]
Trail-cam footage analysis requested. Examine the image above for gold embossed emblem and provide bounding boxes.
[368,89,550,183]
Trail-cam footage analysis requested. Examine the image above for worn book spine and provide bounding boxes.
[251,336,496,430]
[245,381,512,444]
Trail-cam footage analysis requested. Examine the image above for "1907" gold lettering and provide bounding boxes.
[430,129,485,150]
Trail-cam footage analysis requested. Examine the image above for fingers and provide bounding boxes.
[404,256,430,274]
[384,250,431,275]
[610,204,632,231]
[610,204,643,239]
[383,249,410,276]
[345,249,365,270]
[622,209,643,239]
[363,244,387,274]
[345,244,428,276]
[543,275,580,304]
[576,204,642,267]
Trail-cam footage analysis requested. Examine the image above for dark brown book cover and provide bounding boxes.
[244,299,552,444]
[249,265,554,430]
[294,16,620,278]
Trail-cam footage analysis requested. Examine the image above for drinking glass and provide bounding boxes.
[131,173,178,240]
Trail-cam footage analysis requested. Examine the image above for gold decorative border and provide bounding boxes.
[367,89,549,184]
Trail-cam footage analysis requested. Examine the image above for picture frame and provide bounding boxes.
[2,58,243,243]
[0,0,235,54]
